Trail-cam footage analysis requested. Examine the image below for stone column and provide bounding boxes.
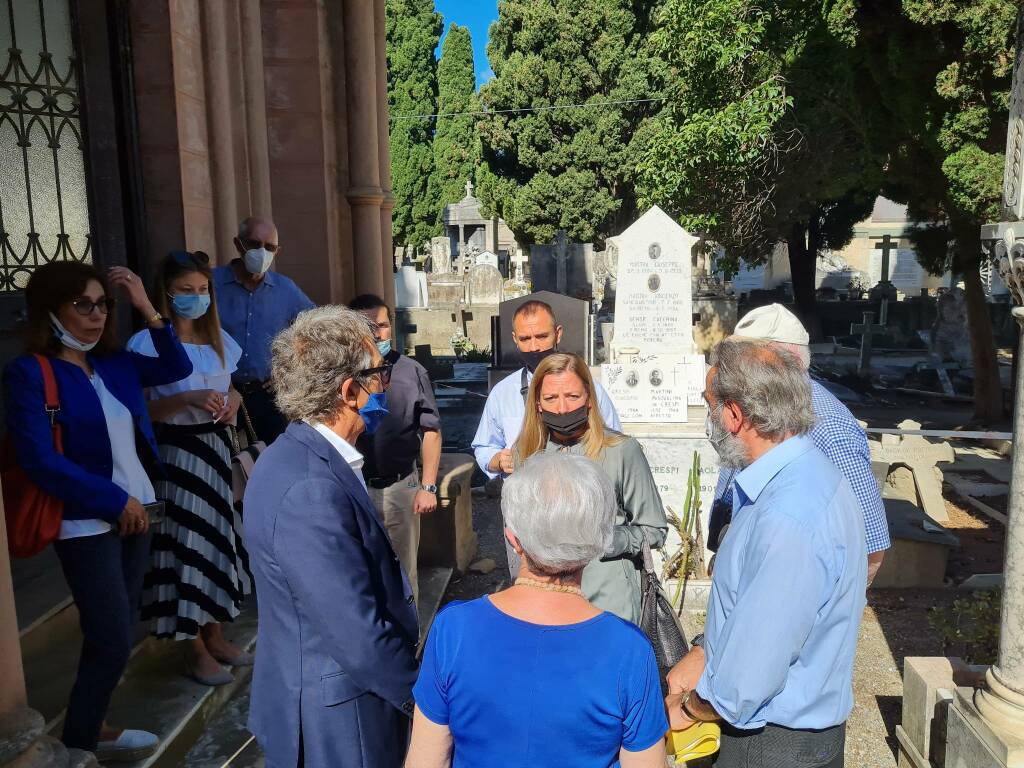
[0,511,26,712]
[344,0,384,298]
[240,0,272,220]
[374,0,396,309]
[973,5,1024,744]
[974,304,1024,734]
[202,1,240,254]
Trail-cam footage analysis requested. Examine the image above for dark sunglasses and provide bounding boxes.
[170,250,210,267]
[357,363,393,390]
[71,297,115,316]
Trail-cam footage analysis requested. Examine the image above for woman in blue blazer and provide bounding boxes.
[3,261,192,761]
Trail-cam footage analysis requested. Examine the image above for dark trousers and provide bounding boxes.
[716,722,845,768]
[238,384,287,444]
[53,531,150,752]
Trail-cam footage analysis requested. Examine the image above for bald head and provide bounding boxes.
[237,217,278,249]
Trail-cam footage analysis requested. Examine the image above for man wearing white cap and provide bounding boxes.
[706,303,890,583]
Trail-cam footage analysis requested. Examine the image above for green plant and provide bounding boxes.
[662,451,706,613]
[929,589,1001,665]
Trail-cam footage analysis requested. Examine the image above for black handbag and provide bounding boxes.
[639,530,689,695]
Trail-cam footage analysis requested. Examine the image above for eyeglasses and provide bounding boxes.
[71,297,115,316]
[357,363,393,390]
[239,238,279,253]
[170,250,210,267]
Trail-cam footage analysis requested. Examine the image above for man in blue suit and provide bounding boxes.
[244,305,418,767]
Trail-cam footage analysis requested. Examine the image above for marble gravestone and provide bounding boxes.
[395,265,428,308]
[430,236,452,274]
[597,207,716,599]
[465,263,504,305]
[610,206,698,355]
[603,205,701,423]
[475,250,499,270]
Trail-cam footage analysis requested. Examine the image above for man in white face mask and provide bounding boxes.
[213,216,314,443]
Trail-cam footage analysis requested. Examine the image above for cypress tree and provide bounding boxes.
[386,0,443,249]
[433,24,481,219]
[478,0,666,245]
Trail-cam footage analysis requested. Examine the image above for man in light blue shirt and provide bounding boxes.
[666,338,866,768]
[472,300,621,478]
[707,303,889,583]
[214,216,314,442]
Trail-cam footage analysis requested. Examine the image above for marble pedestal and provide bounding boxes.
[945,688,1024,768]
[621,417,718,610]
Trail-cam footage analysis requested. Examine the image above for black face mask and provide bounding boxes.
[520,346,556,373]
[541,405,590,437]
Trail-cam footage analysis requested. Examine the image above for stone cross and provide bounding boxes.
[875,234,897,283]
[511,248,527,284]
[870,419,955,523]
[851,310,885,377]
[553,229,569,295]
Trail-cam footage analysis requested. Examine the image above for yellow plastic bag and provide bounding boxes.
[666,721,721,764]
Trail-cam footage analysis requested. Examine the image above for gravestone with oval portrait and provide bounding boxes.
[610,205,699,356]
[603,205,702,423]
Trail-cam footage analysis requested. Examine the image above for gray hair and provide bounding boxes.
[270,305,374,423]
[501,453,615,576]
[710,337,815,440]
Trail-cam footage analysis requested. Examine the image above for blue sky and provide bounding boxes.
[434,0,498,89]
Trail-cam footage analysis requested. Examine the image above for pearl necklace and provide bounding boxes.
[514,577,584,596]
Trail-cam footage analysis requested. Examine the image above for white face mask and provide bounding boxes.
[49,312,98,352]
[243,247,274,275]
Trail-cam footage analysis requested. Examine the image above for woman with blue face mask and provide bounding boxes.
[3,261,192,761]
[127,251,253,687]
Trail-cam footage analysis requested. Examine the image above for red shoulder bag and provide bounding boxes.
[3,354,64,557]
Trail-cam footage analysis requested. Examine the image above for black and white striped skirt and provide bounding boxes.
[142,422,253,640]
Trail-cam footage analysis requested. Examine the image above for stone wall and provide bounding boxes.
[397,306,496,356]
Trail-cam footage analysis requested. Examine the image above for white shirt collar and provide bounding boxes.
[305,419,365,486]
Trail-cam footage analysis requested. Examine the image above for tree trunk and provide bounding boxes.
[960,259,1003,423]
[787,220,823,341]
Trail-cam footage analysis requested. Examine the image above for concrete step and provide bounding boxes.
[83,604,259,768]
[173,565,453,768]
[13,547,71,637]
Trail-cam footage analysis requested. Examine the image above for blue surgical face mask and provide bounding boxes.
[243,246,274,275]
[376,339,392,357]
[169,293,211,320]
[358,391,389,435]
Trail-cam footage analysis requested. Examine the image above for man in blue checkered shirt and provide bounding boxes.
[707,304,890,584]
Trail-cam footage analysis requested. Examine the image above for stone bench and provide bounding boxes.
[419,452,478,572]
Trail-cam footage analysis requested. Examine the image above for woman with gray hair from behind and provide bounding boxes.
[406,452,668,768]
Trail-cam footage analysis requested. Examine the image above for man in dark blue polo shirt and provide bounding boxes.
[214,216,314,442]
[350,294,441,604]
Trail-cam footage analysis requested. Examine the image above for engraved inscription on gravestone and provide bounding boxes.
[611,206,698,355]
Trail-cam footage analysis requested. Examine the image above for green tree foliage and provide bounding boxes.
[860,0,1017,421]
[477,0,666,245]
[635,0,885,337]
[386,0,443,249]
[433,24,481,218]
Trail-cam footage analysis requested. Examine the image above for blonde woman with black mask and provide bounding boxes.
[514,353,667,622]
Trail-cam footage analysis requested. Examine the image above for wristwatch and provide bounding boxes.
[420,483,438,493]
[690,633,705,648]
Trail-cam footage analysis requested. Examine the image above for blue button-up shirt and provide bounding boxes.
[472,367,622,478]
[213,264,314,382]
[697,434,867,730]
[713,378,890,554]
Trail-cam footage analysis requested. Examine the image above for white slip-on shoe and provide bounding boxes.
[94,729,159,762]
